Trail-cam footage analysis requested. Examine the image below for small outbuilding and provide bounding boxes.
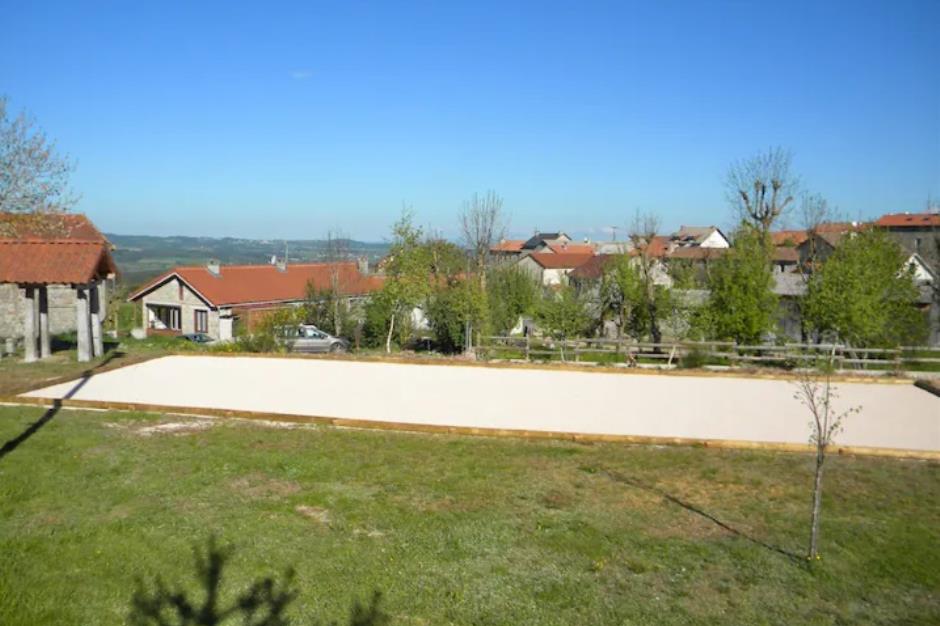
[0,213,117,362]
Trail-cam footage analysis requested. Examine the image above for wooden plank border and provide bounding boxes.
[166,350,917,386]
[4,395,937,461]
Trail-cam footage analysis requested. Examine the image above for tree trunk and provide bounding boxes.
[333,297,341,335]
[385,313,396,353]
[649,302,662,346]
[808,449,826,559]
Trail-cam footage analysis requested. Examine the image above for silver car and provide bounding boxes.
[281,325,349,354]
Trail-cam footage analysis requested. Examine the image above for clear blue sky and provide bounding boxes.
[2,1,938,241]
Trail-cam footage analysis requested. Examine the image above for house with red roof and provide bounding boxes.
[874,211,940,262]
[490,239,526,258]
[0,212,118,362]
[128,260,383,341]
[515,251,595,286]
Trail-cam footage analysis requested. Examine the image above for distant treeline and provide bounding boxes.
[107,233,390,288]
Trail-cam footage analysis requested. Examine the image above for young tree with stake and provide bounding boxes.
[793,361,860,562]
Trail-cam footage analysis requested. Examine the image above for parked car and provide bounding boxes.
[278,325,349,353]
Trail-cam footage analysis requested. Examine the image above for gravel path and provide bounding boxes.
[23,355,940,453]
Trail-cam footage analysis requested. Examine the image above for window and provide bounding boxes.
[195,310,209,333]
[152,305,181,330]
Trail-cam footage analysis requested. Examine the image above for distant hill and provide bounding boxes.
[106,233,390,289]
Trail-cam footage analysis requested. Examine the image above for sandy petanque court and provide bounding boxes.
[22,355,940,454]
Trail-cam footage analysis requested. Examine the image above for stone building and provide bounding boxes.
[0,213,118,361]
[127,260,384,341]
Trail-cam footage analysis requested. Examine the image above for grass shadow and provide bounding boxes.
[130,536,389,625]
[0,350,122,462]
[599,468,804,564]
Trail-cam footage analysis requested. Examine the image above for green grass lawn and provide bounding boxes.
[0,406,937,624]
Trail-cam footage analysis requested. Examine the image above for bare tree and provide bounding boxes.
[325,230,351,335]
[798,192,833,233]
[793,362,860,562]
[797,192,835,274]
[0,96,77,215]
[459,191,507,289]
[727,147,798,232]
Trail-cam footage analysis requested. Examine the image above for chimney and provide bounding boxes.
[357,256,369,275]
[207,260,221,276]
[275,258,287,272]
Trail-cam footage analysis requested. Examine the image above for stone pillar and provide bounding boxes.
[23,286,38,363]
[90,280,104,358]
[39,286,51,359]
[76,285,91,362]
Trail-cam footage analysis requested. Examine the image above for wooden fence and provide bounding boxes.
[475,336,940,373]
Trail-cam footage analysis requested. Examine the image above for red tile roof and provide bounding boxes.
[770,222,862,247]
[129,262,384,307]
[0,212,109,242]
[526,252,595,270]
[875,212,940,228]
[490,239,526,253]
[0,212,117,284]
[633,235,672,258]
[545,242,595,255]
[667,247,727,261]
[772,246,800,263]
[0,241,117,284]
[771,230,809,246]
[568,254,614,280]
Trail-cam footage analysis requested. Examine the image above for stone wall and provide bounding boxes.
[0,284,94,339]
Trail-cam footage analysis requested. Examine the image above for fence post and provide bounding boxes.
[525,335,530,361]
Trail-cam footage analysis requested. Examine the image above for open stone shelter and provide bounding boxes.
[0,212,117,362]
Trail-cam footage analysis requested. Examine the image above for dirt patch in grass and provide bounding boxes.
[230,473,301,500]
[137,420,215,436]
[295,505,331,524]
[104,418,216,437]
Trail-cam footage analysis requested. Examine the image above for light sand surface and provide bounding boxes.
[22,355,940,452]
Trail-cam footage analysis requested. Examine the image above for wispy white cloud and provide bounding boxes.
[290,69,313,80]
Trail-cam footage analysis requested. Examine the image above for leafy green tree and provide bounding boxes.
[485,264,539,336]
[424,236,483,351]
[426,278,486,353]
[600,253,685,343]
[379,211,433,352]
[536,285,590,360]
[361,289,395,349]
[600,213,690,343]
[302,284,347,336]
[704,225,778,344]
[802,229,926,347]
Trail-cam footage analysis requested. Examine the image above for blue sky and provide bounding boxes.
[2,1,938,241]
